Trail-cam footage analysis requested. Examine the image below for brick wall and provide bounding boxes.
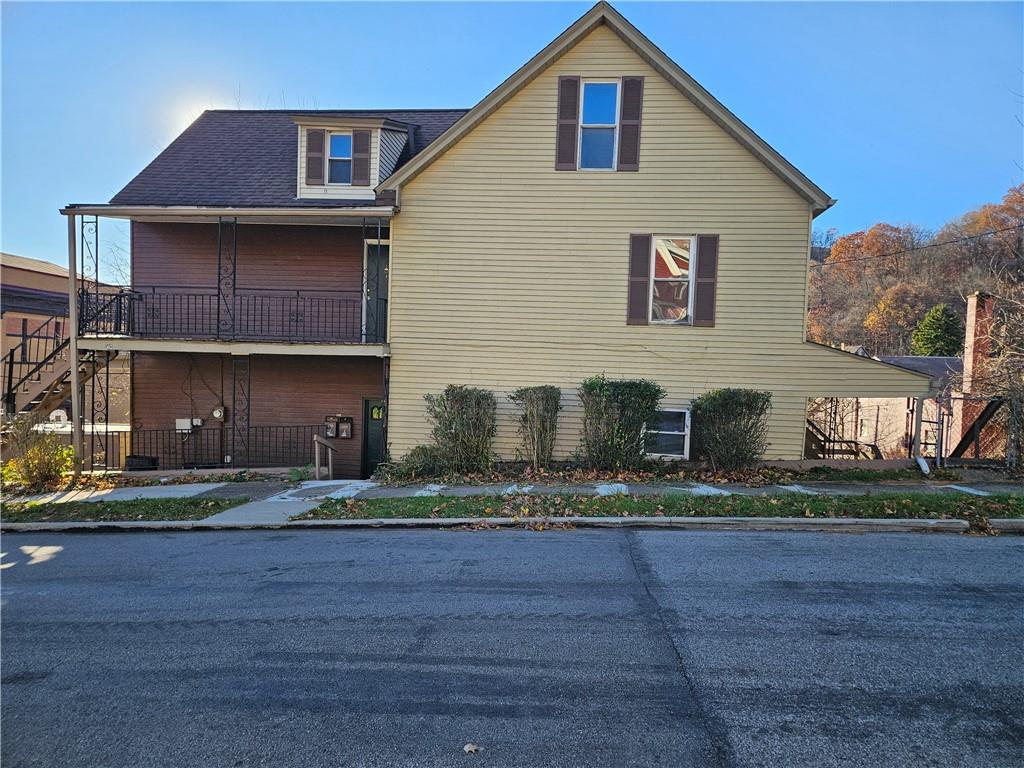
[131,222,367,292]
[132,352,385,477]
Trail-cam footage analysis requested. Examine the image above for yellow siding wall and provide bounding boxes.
[387,24,929,460]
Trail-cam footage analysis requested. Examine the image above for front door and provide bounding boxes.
[364,244,389,343]
[362,398,386,478]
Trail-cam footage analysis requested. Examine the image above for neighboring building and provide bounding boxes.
[1,252,70,362]
[1,252,130,427]
[62,2,931,476]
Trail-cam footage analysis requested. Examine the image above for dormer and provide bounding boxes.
[293,116,411,201]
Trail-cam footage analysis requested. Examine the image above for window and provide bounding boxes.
[579,81,618,169]
[645,409,690,459]
[651,236,695,323]
[328,133,352,184]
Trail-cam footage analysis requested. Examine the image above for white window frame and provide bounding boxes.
[327,131,353,186]
[578,79,620,171]
[644,408,691,460]
[649,235,697,325]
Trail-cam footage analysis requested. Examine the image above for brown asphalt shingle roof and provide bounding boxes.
[110,109,468,208]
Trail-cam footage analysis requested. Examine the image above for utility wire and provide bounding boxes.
[810,224,1023,269]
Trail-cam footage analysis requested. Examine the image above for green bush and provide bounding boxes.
[424,385,497,473]
[377,444,450,481]
[578,375,665,470]
[1,415,75,490]
[691,388,772,471]
[509,385,562,468]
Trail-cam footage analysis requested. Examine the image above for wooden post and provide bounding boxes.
[314,437,322,480]
[67,213,83,477]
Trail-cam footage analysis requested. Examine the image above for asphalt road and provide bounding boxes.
[2,530,1022,768]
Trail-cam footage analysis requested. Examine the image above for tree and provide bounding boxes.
[910,304,964,356]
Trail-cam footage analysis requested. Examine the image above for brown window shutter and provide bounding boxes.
[627,234,651,325]
[352,130,371,186]
[555,76,580,171]
[692,235,719,327]
[305,129,325,185]
[617,77,644,171]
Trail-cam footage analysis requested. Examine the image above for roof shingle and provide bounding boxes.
[110,109,467,208]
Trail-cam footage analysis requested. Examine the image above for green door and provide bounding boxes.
[362,399,386,478]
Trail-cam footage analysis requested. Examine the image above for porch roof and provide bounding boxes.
[60,204,393,226]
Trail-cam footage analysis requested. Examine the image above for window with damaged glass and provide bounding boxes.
[651,236,694,323]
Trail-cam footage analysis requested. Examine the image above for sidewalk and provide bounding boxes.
[4,477,1021,532]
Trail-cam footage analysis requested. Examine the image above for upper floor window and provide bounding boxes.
[328,133,353,184]
[651,236,695,324]
[579,81,619,169]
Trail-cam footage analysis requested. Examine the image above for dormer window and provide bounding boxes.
[579,81,619,169]
[328,133,353,184]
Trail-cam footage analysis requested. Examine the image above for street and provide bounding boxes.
[2,530,1022,767]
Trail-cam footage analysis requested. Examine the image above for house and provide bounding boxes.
[58,2,931,476]
[1,253,70,362]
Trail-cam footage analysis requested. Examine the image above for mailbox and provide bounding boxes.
[325,414,353,439]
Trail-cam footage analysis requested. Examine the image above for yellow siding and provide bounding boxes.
[387,25,930,460]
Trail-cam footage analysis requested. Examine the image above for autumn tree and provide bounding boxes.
[910,304,964,356]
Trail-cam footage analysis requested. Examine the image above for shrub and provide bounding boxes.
[691,388,772,471]
[509,385,562,468]
[578,375,665,470]
[424,385,497,473]
[1,415,75,490]
[376,444,449,481]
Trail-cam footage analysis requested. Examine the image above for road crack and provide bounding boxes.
[624,529,736,768]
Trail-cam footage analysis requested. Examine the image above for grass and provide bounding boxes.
[2,496,248,523]
[801,466,960,483]
[294,492,1024,522]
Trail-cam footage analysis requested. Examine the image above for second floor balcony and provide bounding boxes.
[79,286,387,345]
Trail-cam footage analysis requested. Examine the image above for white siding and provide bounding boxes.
[296,125,380,201]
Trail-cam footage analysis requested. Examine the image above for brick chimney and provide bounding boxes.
[962,291,993,395]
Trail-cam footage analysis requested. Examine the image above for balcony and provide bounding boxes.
[79,287,387,345]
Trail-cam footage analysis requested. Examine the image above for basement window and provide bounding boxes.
[579,81,618,169]
[651,236,695,324]
[644,409,691,460]
[328,133,353,184]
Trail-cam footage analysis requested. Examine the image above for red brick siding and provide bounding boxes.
[132,352,384,477]
[131,222,367,292]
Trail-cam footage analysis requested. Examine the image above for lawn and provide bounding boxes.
[2,497,248,523]
[295,492,1024,521]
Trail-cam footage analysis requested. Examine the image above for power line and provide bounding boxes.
[810,224,1023,269]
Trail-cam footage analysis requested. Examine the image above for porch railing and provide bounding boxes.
[79,287,386,344]
[67,424,328,471]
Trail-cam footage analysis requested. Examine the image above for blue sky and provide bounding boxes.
[2,1,1021,268]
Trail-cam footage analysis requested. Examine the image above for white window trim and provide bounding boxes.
[649,235,697,325]
[577,79,620,171]
[327,131,353,186]
[644,408,691,460]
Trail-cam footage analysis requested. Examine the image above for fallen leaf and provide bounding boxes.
[463,743,483,754]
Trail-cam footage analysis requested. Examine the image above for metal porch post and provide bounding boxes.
[910,397,925,459]
[67,213,83,476]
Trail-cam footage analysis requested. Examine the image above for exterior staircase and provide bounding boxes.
[1,313,117,418]
[804,419,883,460]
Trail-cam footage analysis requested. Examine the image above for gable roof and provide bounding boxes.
[877,356,963,388]
[1,252,69,278]
[379,1,835,215]
[110,109,467,209]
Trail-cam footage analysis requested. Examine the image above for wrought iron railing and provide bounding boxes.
[2,314,71,414]
[79,287,387,344]
[66,424,328,471]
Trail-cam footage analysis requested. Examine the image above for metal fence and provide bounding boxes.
[71,424,327,472]
[79,288,386,344]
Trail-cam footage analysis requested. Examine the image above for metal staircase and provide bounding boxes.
[804,419,883,460]
[1,312,117,418]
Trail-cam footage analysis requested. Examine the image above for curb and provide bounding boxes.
[4,516,1018,534]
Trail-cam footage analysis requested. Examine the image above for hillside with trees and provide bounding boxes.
[807,184,1022,357]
